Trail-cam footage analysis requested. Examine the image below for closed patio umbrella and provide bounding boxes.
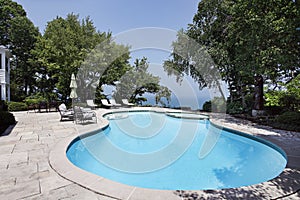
[70,73,78,110]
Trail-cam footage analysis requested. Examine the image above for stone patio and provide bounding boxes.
[0,109,299,199]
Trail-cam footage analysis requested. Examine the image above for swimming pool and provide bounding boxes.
[67,111,287,190]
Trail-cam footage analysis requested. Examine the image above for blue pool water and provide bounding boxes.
[67,111,287,190]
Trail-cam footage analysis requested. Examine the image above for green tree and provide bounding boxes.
[114,57,170,105]
[0,0,40,100]
[9,16,40,98]
[0,0,26,45]
[77,36,131,102]
[32,14,106,102]
[155,86,171,107]
[166,0,300,111]
[265,74,300,111]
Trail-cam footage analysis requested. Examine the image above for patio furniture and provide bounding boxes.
[38,101,48,112]
[122,99,135,107]
[27,103,38,113]
[109,99,121,108]
[86,99,97,109]
[101,99,112,108]
[74,106,97,124]
[48,101,59,112]
[58,103,74,121]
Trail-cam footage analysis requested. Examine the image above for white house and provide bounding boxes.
[0,46,11,101]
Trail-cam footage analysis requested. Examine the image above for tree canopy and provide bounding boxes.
[77,35,131,102]
[31,14,110,102]
[0,0,26,46]
[165,0,300,111]
[114,57,171,105]
[0,0,40,100]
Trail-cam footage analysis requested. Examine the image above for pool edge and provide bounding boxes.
[49,108,292,199]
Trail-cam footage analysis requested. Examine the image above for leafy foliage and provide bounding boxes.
[166,0,300,112]
[114,58,171,105]
[265,74,300,111]
[9,16,40,98]
[0,0,26,45]
[31,14,108,102]
[0,100,8,111]
[155,86,171,107]
[77,36,131,102]
[7,101,27,111]
[0,111,15,126]
[271,111,300,131]
[202,100,212,112]
[0,0,40,100]
[226,102,243,114]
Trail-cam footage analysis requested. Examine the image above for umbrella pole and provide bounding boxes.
[72,98,75,123]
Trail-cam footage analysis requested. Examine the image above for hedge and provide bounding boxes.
[0,111,16,126]
[8,102,28,112]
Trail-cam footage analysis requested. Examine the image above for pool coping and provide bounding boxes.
[50,107,184,200]
[49,107,298,199]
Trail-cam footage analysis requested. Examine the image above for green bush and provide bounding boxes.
[275,111,300,125]
[211,97,226,113]
[0,111,16,125]
[264,106,284,116]
[24,95,47,106]
[202,101,212,112]
[227,102,243,114]
[8,102,28,111]
[279,94,300,111]
[271,111,300,131]
[0,100,8,111]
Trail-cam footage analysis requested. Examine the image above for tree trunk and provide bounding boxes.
[253,75,264,110]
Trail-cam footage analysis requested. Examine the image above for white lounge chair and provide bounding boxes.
[101,99,112,108]
[86,99,97,109]
[122,99,134,107]
[74,106,97,124]
[109,99,121,108]
[58,103,74,121]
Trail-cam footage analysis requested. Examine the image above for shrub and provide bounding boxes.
[264,106,284,116]
[8,102,28,111]
[202,101,212,112]
[227,102,243,114]
[24,95,47,106]
[0,100,8,111]
[0,111,16,126]
[275,111,300,125]
[265,90,284,107]
[279,94,300,112]
[271,111,300,131]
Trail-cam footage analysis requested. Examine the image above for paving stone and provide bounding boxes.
[39,172,71,194]
[21,133,39,141]
[64,184,102,200]
[18,131,35,137]
[8,151,28,167]
[129,188,181,200]
[47,186,69,199]
[13,142,47,153]
[0,153,11,168]
[28,149,48,163]
[0,144,15,154]
[0,177,16,190]
[38,161,51,172]
[0,179,40,199]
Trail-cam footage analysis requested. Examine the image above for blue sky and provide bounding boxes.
[14,0,199,34]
